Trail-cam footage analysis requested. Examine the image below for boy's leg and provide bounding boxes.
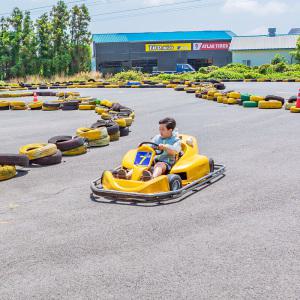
[153,162,167,178]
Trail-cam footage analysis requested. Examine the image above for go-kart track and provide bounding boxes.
[1,82,299,299]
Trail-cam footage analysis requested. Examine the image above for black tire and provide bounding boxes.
[63,100,80,106]
[288,96,297,103]
[111,103,122,111]
[43,101,60,108]
[214,83,226,90]
[91,120,119,135]
[167,174,182,191]
[48,136,85,151]
[0,154,29,167]
[37,91,56,97]
[265,95,285,105]
[0,106,9,110]
[209,159,214,172]
[61,105,78,111]
[31,150,62,166]
[119,127,129,137]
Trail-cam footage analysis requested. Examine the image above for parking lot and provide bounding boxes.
[1,83,299,299]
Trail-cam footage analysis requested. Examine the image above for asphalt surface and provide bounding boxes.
[0,83,299,299]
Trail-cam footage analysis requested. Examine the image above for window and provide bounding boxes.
[242,60,251,66]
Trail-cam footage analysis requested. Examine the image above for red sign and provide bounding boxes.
[193,42,230,51]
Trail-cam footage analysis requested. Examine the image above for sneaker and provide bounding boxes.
[113,168,127,179]
[142,170,152,181]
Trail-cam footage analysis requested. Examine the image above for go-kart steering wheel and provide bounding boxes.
[138,142,164,155]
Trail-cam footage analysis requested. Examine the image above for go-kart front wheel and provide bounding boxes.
[168,174,182,191]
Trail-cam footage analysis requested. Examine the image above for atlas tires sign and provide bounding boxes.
[193,42,230,51]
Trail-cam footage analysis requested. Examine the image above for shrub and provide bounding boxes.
[271,54,287,65]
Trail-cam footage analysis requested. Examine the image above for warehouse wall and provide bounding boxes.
[232,49,295,66]
[94,40,232,72]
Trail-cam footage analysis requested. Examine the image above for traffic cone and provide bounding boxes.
[296,88,300,108]
[33,92,38,103]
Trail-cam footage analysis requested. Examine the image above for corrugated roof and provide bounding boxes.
[289,28,300,35]
[230,34,299,51]
[92,31,236,43]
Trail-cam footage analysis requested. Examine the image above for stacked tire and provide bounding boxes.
[0,154,29,181]
[91,120,120,141]
[76,127,110,147]
[48,136,87,156]
[19,143,62,166]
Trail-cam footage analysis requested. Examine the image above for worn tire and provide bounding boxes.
[31,150,62,166]
[0,154,29,167]
[290,106,300,113]
[19,143,57,160]
[90,120,119,135]
[48,136,85,151]
[119,126,129,137]
[243,101,258,108]
[258,100,282,109]
[109,131,120,141]
[62,145,87,156]
[76,127,108,141]
[88,136,110,147]
[265,95,285,105]
[0,165,17,181]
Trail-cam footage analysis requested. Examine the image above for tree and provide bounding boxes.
[271,54,286,65]
[19,11,38,77]
[290,36,300,63]
[50,0,71,74]
[0,17,11,79]
[69,4,91,74]
[36,13,53,77]
[8,8,23,78]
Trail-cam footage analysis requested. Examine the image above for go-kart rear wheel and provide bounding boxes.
[168,174,182,191]
[209,159,215,172]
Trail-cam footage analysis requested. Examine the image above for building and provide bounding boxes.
[91,30,236,74]
[230,28,299,66]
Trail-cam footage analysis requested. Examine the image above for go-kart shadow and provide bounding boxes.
[90,174,225,207]
[16,169,29,178]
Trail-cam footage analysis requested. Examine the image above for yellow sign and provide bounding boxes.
[145,43,191,52]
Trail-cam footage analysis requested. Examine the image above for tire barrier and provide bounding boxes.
[0,92,135,181]
[258,100,283,109]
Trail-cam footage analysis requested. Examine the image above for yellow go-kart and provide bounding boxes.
[91,135,225,202]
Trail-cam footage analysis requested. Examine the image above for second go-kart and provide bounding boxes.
[91,134,225,202]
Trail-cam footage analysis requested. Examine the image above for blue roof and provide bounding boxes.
[92,31,236,43]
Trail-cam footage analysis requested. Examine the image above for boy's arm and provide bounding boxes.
[161,140,181,155]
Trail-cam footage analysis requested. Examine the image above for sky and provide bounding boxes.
[0,0,299,35]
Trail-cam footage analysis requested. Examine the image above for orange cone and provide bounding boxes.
[296,88,300,108]
[33,92,38,103]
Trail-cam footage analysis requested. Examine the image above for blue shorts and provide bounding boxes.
[154,158,174,172]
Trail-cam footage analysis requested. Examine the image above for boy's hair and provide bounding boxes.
[159,117,176,130]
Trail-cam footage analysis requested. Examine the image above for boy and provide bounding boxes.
[116,117,181,181]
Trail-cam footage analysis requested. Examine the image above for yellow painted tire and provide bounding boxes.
[250,95,265,102]
[227,92,240,99]
[284,103,295,110]
[11,105,27,110]
[202,95,208,99]
[290,106,300,113]
[79,104,96,110]
[223,98,229,104]
[9,101,26,106]
[217,96,224,103]
[88,136,110,147]
[114,118,127,128]
[95,107,108,115]
[76,127,108,141]
[124,117,133,127]
[129,112,135,119]
[207,95,214,100]
[0,165,16,181]
[101,100,113,108]
[109,131,120,142]
[101,112,112,120]
[42,106,59,111]
[0,100,9,107]
[28,101,43,109]
[207,90,216,96]
[258,100,282,109]
[227,98,238,105]
[19,143,57,160]
[62,145,87,156]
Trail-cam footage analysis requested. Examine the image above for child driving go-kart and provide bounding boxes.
[115,117,181,181]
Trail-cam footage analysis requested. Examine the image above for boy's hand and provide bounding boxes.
[158,144,166,150]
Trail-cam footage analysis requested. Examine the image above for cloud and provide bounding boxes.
[222,0,288,16]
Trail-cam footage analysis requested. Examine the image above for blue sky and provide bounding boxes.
[1,0,298,35]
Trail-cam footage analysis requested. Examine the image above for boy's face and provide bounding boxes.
[159,124,172,138]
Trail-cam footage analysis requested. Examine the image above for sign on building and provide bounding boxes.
[193,42,230,51]
[145,43,192,52]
